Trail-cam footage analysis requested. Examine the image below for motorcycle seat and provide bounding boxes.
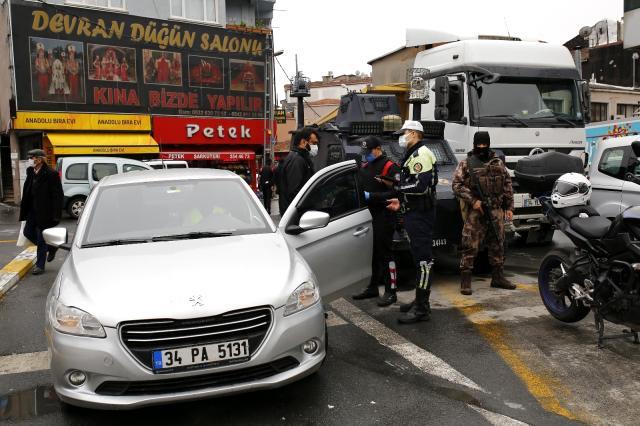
[557,205,600,220]
[570,216,612,239]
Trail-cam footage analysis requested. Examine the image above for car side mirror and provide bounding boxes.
[43,227,71,251]
[632,140,640,158]
[285,210,330,235]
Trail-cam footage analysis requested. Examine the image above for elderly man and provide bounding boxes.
[19,149,64,275]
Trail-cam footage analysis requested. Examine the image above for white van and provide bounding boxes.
[56,156,152,218]
[589,135,640,218]
[144,159,189,169]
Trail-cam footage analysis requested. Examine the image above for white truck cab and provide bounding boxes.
[412,38,589,243]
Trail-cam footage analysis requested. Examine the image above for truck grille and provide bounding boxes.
[95,357,299,396]
[119,307,272,371]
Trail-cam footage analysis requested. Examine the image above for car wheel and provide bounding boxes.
[67,196,86,219]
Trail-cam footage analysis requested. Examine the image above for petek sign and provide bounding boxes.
[153,117,264,145]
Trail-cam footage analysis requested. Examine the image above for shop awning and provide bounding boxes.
[45,133,159,155]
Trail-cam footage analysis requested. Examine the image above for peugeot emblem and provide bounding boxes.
[529,147,545,156]
[189,295,204,307]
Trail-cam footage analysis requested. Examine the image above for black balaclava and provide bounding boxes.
[473,131,491,160]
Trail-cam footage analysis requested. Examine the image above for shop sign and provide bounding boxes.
[153,117,264,145]
[11,1,266,118]
[13,112,151,131]
[159,152,255,162]
[275,108,287,124]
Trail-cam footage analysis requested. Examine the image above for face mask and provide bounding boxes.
[399,135,408,149]
[27,159,35,168]
[309,144,318,157]
[365,153,376,163]
[474,146,490,160]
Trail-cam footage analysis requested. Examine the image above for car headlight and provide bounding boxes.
[284,281,319,316]
[48,299,106,338]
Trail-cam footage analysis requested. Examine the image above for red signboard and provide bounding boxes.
[153,117,265,145]
[159,151,255,162]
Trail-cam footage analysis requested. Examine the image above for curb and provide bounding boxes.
[0,246,37,299]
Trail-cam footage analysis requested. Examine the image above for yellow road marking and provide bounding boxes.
[1,246,36,278]
[438,285,580,421]
[0,240,17,243]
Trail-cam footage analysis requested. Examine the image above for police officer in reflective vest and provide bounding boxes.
[352,136,401,306]
[452,131,516,295]
[387,121,438,323]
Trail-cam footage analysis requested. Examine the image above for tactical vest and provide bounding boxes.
[467,154,506,207]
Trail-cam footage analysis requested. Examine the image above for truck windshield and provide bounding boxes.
[470,78,583,127]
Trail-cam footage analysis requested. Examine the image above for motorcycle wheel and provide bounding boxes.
[538,250,590,323]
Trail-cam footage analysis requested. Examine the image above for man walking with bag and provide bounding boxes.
[19,149,64,275]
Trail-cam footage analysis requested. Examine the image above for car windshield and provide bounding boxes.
[82,179,271,246]
[471,78,583,125]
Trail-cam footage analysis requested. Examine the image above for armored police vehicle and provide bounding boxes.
[310,92,465,272]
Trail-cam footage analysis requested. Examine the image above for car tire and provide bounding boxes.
[67,196,86,219]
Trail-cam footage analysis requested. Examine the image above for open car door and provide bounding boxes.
[279,161,373,297]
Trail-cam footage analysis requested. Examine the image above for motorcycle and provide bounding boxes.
[537,198,640,347]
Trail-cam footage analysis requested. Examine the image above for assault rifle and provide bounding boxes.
[467,156,500,241]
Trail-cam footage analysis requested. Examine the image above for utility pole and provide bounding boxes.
[290,55,310,130]
[633,52,639,89]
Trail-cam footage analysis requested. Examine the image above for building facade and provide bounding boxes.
[565,20,640,123]
[0,0,275,203]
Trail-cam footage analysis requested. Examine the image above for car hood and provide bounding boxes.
[59,233,309,327]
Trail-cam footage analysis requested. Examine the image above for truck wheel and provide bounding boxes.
[67,196,86,219]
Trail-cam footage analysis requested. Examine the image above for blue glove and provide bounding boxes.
[364,191,370,201]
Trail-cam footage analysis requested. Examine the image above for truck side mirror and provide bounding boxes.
[433,76,450,120]
[632,140,640,158]
[434,76,450,108]
[580,81,591,123]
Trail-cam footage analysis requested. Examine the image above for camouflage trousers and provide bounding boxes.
[460,208,505,271]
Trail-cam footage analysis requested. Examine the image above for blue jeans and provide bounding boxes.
[23,214,50,269]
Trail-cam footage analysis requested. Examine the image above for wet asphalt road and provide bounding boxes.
[1,213,639,425]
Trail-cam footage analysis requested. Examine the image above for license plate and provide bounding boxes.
[524,198,541,207]
[152,339,249,370]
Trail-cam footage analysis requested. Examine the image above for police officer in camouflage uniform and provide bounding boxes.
[387,121,438,324]
[452,131,516,295]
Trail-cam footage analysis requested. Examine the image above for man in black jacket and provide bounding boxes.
[19,149,64,275]
[352,136,401,306]
[280,127,319,213]
[259,160,274,214]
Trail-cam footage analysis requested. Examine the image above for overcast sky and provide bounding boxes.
[272,0,623,100]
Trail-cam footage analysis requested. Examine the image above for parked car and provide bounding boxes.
[144,159,189,169]
[56,157,152,219]
[43,162,372,409]
[589,135,640,218]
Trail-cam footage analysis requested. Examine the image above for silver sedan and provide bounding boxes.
[44,162,372,409]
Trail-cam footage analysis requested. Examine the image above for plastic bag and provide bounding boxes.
[16,221,27,247]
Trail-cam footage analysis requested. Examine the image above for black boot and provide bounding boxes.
[399,300,415,313]
[377,291,397,307]
[352,286,379,300]
[398,289,430,324]
[490,267,516,290]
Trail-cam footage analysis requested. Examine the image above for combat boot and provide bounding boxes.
[398,289,430,324]
[491,268,516,290]
[399,300,414,313]
[460,270,472,295]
